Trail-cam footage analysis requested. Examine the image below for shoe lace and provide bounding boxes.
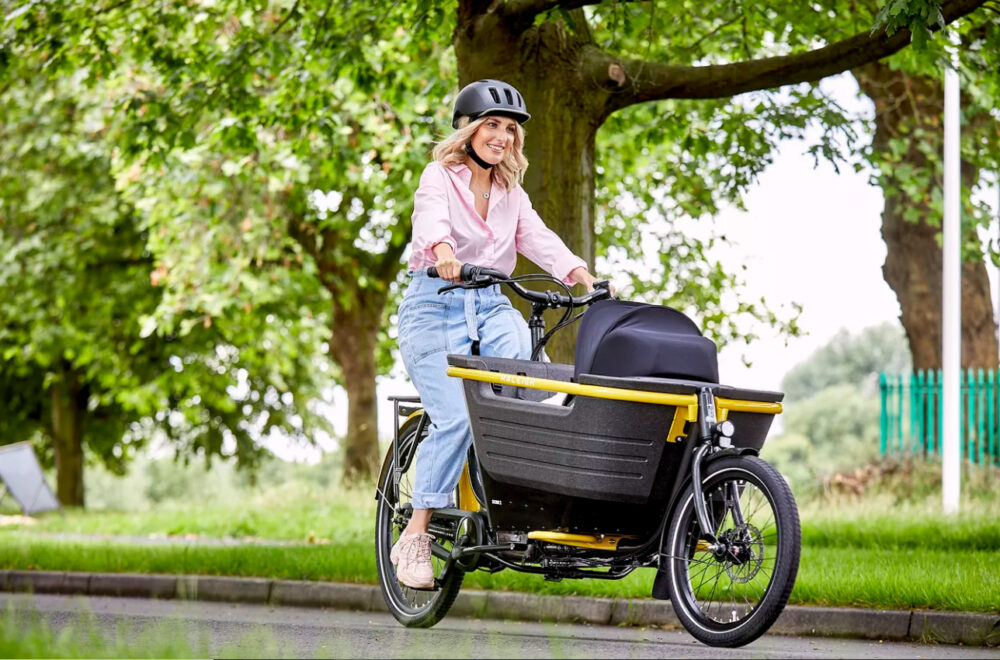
[404,534,432,563]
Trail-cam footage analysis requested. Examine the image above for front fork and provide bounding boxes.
[690,387,745,545]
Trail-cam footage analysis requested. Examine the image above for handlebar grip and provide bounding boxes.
[428,264,509,282]
[426,265,475,280]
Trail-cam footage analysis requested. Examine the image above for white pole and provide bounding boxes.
[942,28,962,514]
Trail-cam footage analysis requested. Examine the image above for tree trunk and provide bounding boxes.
[289,207,404,484]
[856,62,997,370]
[49,366,84,507]
[455,11,602,363]
[329,288,385,482]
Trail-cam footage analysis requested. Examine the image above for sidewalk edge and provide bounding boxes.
[0,570,996,647]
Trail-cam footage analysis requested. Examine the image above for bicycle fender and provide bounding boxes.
[703,446,759,464]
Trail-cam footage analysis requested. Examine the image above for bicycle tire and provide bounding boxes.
[665,455,800,647]
[374,415,464,628]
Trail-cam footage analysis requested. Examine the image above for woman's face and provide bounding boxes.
[470,115,518,166]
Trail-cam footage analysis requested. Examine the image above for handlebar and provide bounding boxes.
[427,264,612,309]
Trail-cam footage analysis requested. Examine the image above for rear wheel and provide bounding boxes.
[665,455,800,647]
[375,415,464,628]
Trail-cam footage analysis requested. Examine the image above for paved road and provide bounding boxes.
[3,593,994,659]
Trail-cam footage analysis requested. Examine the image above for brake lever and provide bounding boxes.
[438,275,503,294]
[593,280,618,301]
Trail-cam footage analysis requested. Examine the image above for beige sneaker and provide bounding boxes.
[390,533,435,590]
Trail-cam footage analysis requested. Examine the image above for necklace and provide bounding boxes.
[481,191,490,199]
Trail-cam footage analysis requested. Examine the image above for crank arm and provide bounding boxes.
[430,541,451,562]
[453,542,516,559]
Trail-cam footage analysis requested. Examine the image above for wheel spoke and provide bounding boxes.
[673,461,796,633]
[375,423,465,625]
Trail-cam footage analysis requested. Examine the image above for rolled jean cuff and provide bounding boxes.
[411,490,453,510]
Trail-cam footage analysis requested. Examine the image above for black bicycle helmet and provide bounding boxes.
[451,79,531,129]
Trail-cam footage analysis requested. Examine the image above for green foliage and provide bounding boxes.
[763,384,883,487]
[0,70,155,471]
[1,0,462,483]
[4,0,455,311]
[861,11,1000,262]
[0,54,335,480]
[139,452,340,507]
[873,0,947,45]
[781,323,912,401]
[100,6,454,332]
[764,324,912,490]
[594,84,861,348]
[5,0,994,486]
[582,1,902,350]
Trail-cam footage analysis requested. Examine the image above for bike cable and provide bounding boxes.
[506,273,575,361]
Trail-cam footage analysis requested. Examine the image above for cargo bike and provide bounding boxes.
[375,265,800,648]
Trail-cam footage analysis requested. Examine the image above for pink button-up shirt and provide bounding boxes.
[408,162,587,283]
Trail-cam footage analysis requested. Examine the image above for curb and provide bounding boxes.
[1,570,997,646]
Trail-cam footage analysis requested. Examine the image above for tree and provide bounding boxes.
[0,72,332,505]
[780,323,912,401]
[6,0,989,481]
[448,0,987,354]
[111,15,458,481]
[852,15,1000,370]
[0,72,157,505]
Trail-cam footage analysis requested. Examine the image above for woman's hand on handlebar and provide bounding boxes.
[569,266,616,297]
[431,244,462,282]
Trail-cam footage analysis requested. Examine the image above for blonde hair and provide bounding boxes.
[432,116,529,191]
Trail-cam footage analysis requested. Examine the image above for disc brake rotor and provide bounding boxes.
[723,524,764,584]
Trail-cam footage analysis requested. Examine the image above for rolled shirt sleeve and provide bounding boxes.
[514,187,588,284]
[411,163,457,260]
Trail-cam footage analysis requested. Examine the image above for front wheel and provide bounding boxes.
[374,415,464,628]
[665,455,800,647]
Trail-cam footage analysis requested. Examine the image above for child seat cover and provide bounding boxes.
[574,300,719,382]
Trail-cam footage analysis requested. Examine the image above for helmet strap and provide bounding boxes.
[464,141,495,170]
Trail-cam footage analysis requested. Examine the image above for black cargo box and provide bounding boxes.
[447,355,783,534]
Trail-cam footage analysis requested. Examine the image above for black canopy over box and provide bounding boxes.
[574,300,719,383]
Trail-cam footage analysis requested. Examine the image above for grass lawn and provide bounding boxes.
[2,484,999,613]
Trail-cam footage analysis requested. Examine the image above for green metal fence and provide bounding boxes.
[879,370,1000,465]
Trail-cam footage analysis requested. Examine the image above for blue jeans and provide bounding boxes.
[398,270,531,509]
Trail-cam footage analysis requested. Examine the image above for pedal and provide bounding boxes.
[397,578,439,592]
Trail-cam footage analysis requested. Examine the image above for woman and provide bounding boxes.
[393,79,603,589]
